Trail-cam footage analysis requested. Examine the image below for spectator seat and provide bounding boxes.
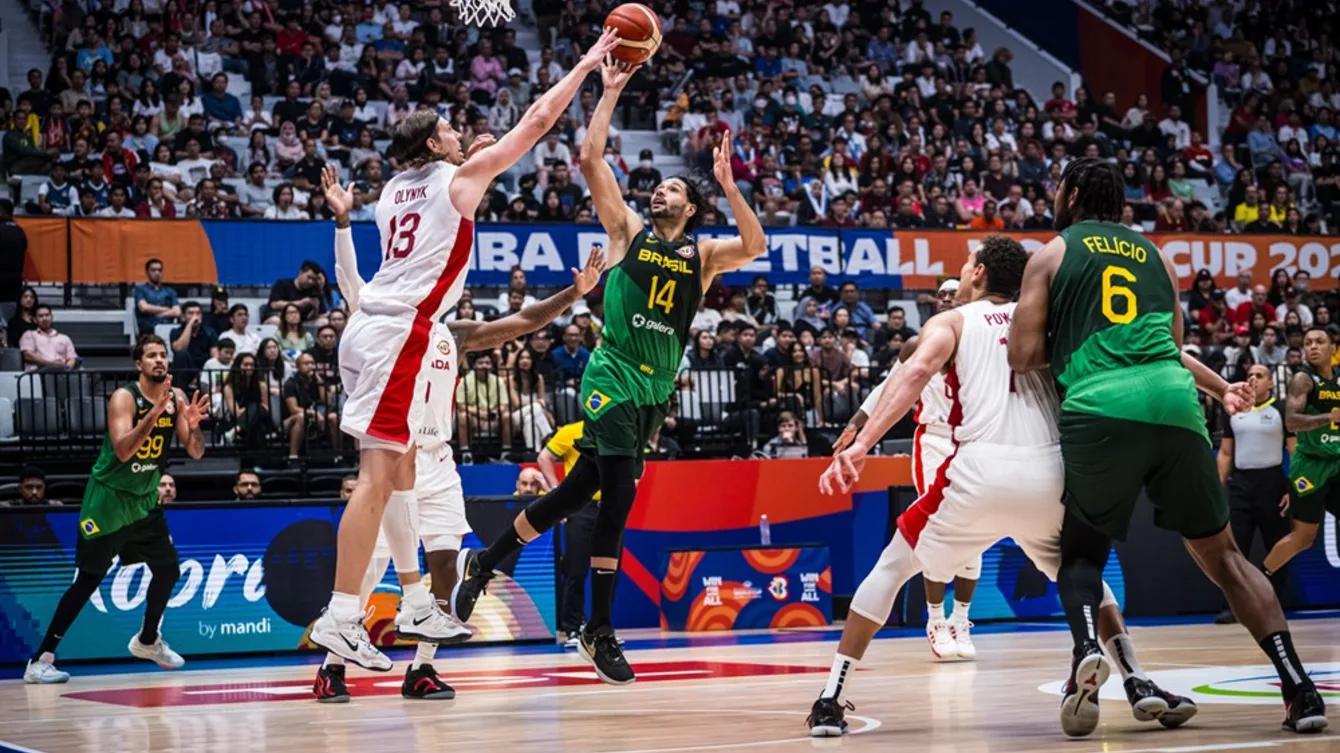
[17,398,62,437]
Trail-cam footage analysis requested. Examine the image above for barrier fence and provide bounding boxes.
[18,217,1340,290]
[7,363,892,462]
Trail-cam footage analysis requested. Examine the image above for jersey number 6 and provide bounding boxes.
[385,212,422,260]
[1101,265,1138,325]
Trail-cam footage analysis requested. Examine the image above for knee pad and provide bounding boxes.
[957,555,982,580]
[422,533,463,553]
[850,532,921,624]
[381,490,421,575]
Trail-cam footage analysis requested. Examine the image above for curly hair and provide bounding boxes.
[976,234,1029,299]
[1058,157,1125,227]
[665,172,713,232]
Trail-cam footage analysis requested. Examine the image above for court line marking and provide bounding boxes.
[1091,737,1338,753]
[0,740,47,753]
[313,707,880,752]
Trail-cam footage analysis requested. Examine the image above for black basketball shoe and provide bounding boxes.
[807,697,853,737]
[313,664,350,703]
[1060,641,1110,737]
[401,663,456,700]
[1124,676,1198,728]
[1283,687,1328,733]
[579,624,635,685]
[451,549,495,622]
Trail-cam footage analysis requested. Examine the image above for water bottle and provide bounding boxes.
[759,514,771,546]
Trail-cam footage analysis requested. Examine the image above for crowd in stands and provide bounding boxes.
[0,0,1331,234]
[1086,0,1340,230]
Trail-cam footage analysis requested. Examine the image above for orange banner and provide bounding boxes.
[16,217,69,283]
[896,230,1340,290]
[69,218,217,283]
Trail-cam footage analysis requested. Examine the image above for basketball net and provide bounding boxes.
[451,0,514,26]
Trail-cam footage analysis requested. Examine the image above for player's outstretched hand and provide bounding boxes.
[181,390,209,429]
[712,129,734,190]
[819,446,867,495]
[580,29,621,71]
[151,375,174,416]
[572,245,607,296]
[1221,381,1253,415]
[601,55,641,90]
[322,164,354,218]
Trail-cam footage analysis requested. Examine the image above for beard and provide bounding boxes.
[650,204,680,220]
[1053,205,1075,232]
[148,370,168,383]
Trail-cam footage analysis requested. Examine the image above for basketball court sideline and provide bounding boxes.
[2,615,1336,753]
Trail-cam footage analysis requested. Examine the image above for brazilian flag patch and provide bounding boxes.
[80,518,100,536]
[585,390,611,415]
[1295,477,1315,494]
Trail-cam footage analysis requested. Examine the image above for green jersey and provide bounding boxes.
[1295,367,1340,458]
[1048,220,1208,441]
[81,381,175,538]
[600,228,703,378]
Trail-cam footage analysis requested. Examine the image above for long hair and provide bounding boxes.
[669,172,712,233]
[256,337,286,384]
[1057,157,1124,226]
[228,352,258,397]
[389,109,441,168]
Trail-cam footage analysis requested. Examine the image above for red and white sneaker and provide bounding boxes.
[926,616,956,661]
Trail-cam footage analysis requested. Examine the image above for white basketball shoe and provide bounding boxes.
[128,635,185,669]
[926,616,956,661]
[310,608,393,672]
[950,618,976,660]
[24,653,70,684]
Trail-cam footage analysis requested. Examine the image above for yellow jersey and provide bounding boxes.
[545,421,599,500]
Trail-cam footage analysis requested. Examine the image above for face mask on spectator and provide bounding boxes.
[754,98,767,109]
[784,95,797,105]
[640,159,653,168]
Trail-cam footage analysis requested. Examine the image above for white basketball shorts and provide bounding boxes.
[912,426,982,581]
[897,441,1065,584]
[339,309,435,454]
[373,442,471,558]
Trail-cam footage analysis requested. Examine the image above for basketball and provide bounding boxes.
[605,3,661,64]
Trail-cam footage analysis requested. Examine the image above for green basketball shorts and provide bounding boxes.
[1288,451,1340,525]
[575,347,674,458]
[1059,411,1228,541]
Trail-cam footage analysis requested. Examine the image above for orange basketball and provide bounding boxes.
[605,3,662,64]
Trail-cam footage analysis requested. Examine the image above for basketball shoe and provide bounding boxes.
[310,608,392,672]
[24,653,70,684]
[807,697,854,737]
[129,635,185,669]
[313,665,351,703]
[1283,688,1329,733]
[395,600,472,644]
[402,664,456,700]
[1059,641,1110,737]
[1124,676,1198,728]
[579,624,634,685]
[949,618,976,660]
[926,616,956,660]
[451,549,495,621]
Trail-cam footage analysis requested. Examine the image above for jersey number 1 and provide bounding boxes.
[385,212,422,260]
[648,275,676,315]
[1101,265,1138,325]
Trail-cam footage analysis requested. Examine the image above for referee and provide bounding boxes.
[1215,363,1294,624]
[537,421,600,648]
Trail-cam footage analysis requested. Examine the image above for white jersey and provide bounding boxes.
[859,358,952,437]
[360,161,474,320]
[949,300,1059,447]
[419,321,458,450]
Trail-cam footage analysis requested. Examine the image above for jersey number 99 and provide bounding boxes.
[1101,265,1137,325]
[136,434,165,460]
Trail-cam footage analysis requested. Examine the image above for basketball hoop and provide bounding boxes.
[451,0,514,26]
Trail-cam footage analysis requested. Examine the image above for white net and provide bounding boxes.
[451,0,515,26]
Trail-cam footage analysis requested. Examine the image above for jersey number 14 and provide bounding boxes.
[648,275,677,315]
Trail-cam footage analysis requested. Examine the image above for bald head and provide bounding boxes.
[516,468,546,496]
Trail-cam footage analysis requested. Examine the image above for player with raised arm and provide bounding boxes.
[1007,157,1326,734]
[309,31,623,672]
[25,335,208,684]
[452,56,768,686]
[312,166,607,701]
[1261,327,1340,575]
[807,238,1195,737]
[836,279,982,662]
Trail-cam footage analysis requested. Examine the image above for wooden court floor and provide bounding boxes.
[2,618,1337,753]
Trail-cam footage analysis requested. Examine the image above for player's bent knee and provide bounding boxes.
[851,533,920,623]
[150,559,181,584]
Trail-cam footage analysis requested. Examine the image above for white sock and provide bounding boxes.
[952,600,971,623]
[323,653,344,668]
[1104,633,1148,681]
[402,580,431,610]
[927,601,945,622]
[821,653,857,700]
[329,591,360,619]
[412,641,437,670]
